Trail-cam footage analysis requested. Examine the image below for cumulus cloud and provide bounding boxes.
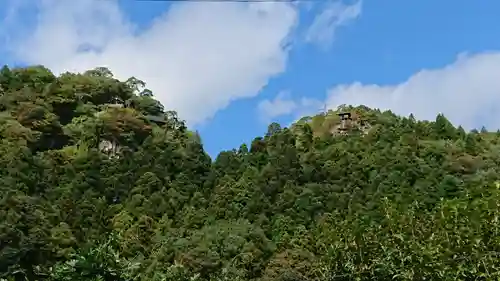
[258,91,322,122]
[264,52,500,130]
[305,0,362,49]
[258,91,298,120]
[323,52,500,130]
[0,0,298,125]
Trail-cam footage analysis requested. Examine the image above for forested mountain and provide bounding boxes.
[1,65,500,281]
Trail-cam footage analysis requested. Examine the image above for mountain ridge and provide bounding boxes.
[1,65,500,281]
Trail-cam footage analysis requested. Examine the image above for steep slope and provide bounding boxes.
[1,66,500,281]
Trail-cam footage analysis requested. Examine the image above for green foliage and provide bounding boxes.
[2,65,500,280]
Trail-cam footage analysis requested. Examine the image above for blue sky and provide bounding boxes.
[1,0,500,158]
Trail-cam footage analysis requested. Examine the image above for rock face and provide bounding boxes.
[98,139,121,157]
[329,111,372,136]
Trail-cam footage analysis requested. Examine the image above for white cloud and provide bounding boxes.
[263,52,500,130]
[0,0,298,125]
[305,0,362,49]
[324,52,500,130]
[258,91,322,122]
[258,91,298,120]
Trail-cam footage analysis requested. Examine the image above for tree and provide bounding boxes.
[2,66,500,281]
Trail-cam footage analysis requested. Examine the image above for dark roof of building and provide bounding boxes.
[145,115,167,124]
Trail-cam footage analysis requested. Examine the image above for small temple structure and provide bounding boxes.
[338,112,352,131]
[145,115,167,125]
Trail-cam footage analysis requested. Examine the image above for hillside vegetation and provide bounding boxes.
[1,65,500,281]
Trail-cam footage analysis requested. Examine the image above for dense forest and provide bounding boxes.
[1,65,500,281]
